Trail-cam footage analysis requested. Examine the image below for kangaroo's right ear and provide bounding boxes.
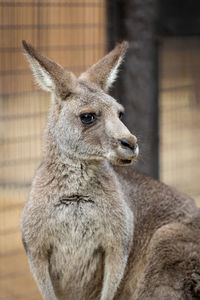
[22,40,77,99]
[79,41,128,92]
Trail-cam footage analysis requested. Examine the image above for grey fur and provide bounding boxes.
[21,41,200,300]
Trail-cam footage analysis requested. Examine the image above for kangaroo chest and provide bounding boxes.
[48,195,109,298]
[53,194,104,239]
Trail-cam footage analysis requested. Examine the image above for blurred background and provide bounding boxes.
[0,0,200,299]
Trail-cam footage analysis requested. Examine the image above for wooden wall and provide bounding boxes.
[0,1,106,299]
[159,37,200,205]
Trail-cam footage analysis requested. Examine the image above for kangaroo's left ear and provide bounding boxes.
[22,40,77,100]
[79,41,128,93]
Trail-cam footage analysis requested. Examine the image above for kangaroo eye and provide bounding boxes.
[119,111,124,120]
[80,113,97,125]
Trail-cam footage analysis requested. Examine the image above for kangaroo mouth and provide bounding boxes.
[108,151,138,166]
[120,159,132,165]
[113,158,134,166]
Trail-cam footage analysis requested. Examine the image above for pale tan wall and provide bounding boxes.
[159,38,200,206]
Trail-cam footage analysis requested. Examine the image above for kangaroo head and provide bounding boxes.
[22,40,139,166]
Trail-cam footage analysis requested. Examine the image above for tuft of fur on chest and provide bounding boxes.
[55,194,95,207]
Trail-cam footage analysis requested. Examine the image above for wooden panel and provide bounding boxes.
[0,6,37,26]
[0,27,105,50]
[0,272,41,299]
[0,252,28,277]
[0,46,105,72]
[0,231,22,255]
[0,188,27,210]
[0,0,103,3]
[0,207,21,232]
[0,209,41,299]
[0,6,104,26]
[159,38,200,205]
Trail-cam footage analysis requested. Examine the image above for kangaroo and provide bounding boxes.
[21,40,200,300]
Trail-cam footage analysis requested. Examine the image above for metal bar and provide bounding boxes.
[0,249,24,258]
[0,157,40,167]
[0,111,47,121]
[0,227,19,236]
[0,203,26,213]
[0,270,30,280]
[0,182,31,188]
[0,134,41,145]
[0,43,106,53]
[0,64,92,76]
[0,289,39,300]
[0,23,105,30]
[0,2,105,7]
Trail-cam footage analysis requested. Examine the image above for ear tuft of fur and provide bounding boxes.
[22,40,77,99]
[22,40,35,57]
[80,41,128,92]
[105,41,128,91]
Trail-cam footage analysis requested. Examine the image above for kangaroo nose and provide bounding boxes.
[119,138,138,152]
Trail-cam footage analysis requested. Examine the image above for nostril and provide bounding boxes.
[120,138,130,149]
[120,138,135,151]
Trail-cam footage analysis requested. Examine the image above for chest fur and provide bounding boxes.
[51,196,102,247]
[47,196,107,298]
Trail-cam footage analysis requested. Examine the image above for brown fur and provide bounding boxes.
[114,169,200,299]
[21,41,200,300]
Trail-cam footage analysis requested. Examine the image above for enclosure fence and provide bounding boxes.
[0,1,200,299]
[159,37,200,205]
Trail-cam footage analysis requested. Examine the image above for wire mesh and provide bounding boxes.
[159,37,200,206]
[0,1,106,298]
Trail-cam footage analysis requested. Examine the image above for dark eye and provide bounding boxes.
[80,113,97,125]
[119,111,124,120]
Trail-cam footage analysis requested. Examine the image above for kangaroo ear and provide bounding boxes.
[22,40,77,99]
[79,41,128,92]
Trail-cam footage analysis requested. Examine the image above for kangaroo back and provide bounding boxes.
[114,167,200,299]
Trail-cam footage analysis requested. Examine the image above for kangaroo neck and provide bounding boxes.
[41,150,114,195]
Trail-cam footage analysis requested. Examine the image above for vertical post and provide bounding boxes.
[107,0,159,179]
